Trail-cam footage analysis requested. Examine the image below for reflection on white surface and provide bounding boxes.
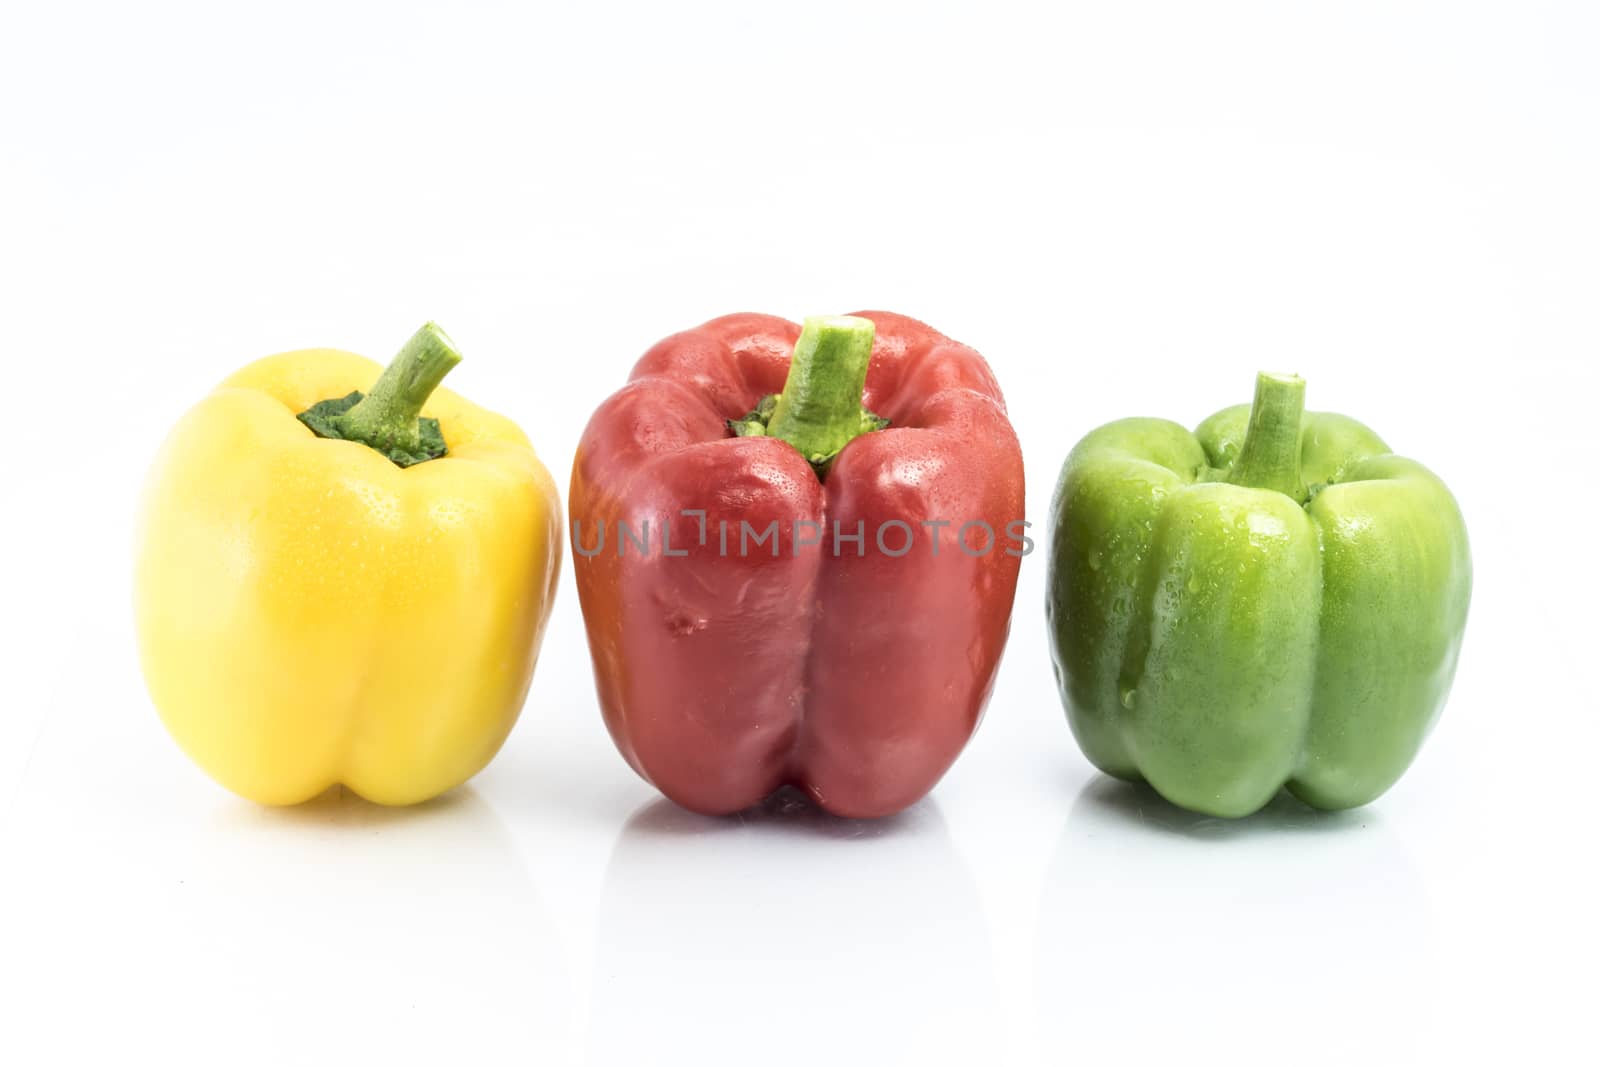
[1035,778,1430,1063]
[588,790,997,1065]
[5,779,570,1065]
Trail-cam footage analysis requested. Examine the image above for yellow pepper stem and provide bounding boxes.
[297,323,461,468]
[336,324,460,451]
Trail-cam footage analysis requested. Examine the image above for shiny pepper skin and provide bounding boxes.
[571,312,1025,818]
[135,333,561,805]
[1047,373,1471,818]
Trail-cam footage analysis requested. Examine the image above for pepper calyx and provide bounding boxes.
[729,393,888,478]
[299,391,448,468]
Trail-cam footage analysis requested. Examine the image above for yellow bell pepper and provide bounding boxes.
[135,324,561,805]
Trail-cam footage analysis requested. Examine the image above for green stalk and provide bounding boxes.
[298,323,461,467]
[1227,371,1308,502]
[335,324,460,451]
[755,315,883,470]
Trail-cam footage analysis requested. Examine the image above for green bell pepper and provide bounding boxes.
[1046,372,1471,817]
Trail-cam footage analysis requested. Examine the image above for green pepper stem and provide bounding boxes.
[766,316,877,464]
[1227,371,1308,502]
[333,323,461,456]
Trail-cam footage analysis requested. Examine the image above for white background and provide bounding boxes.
[3,2,1597,1064]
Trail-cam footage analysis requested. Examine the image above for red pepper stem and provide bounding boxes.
[766,316,878,466]
[1227,371,1308,502]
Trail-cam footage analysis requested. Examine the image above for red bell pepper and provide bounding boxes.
[570,312,1025,817]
